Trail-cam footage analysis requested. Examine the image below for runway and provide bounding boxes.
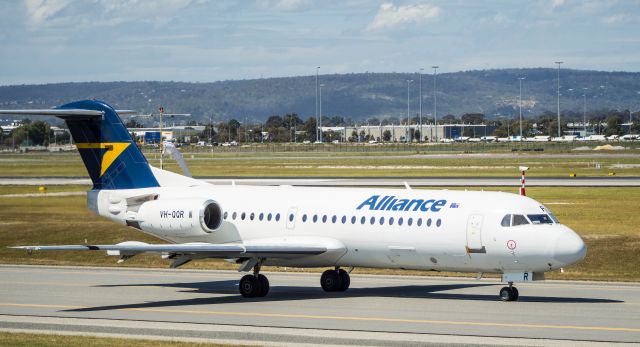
[2,176,640,187]
[0,265,638,346]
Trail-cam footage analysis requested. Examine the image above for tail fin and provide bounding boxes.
[61,100,160,190]
[0,100,160,190]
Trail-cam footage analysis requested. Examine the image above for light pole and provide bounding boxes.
[555,61,563,137]
[432,66,439,142]
[315,66,320,142]
[582,88,588,136]
[406,79,413,143]
[518,77,526,138]
[419,68,423,142]
[319,83,324,143]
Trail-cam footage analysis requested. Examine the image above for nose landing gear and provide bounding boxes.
[499,282,519,301]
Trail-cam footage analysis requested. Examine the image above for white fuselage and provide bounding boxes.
[89,178,587,275]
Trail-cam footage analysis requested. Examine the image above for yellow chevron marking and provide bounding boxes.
[76,142,130,176]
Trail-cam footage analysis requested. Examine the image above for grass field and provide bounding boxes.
[0,331,243,347]
[2,150,640,177]
[0,184,638,281]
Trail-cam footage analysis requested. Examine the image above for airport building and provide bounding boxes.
[128,126,206,144]
[321,124,496,142]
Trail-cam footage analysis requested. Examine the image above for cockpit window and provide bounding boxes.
[501,214,511,227]
[512,214,530,226]
[528,214,553,224]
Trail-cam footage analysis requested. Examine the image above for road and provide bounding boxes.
[2,176,640,187]
[0,265,638,346]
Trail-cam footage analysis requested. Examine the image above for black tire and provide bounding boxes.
[239,274,262,298]
[320,269,342,292]
[511,287,519,301]
[499,286,512,301]
[338,269,350,292]
[258,274,270,297]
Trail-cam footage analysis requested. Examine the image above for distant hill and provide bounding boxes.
[1,69,639,123]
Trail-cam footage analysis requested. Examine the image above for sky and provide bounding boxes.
[1,0,639,85]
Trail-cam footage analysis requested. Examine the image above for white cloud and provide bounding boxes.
[256,0,310,11]
[365,2,441,32]
[551,0,565,9]
[601,14,630,25]
[24,0,73,26]
[493,13,507,24]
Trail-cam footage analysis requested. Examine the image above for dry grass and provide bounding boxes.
[2,151,640,177]
[0,331,245,347]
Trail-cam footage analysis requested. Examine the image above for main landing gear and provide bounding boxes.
[238,265,352,298]
[320,267,350,292]
[239,261,269,298]
[499,282,519,302]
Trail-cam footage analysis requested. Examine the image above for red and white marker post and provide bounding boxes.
[519,166,529,196]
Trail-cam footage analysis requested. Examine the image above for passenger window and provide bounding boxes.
[351,216,356,224]
[370,216,375,225]
[390,217,395,225]
[512,214,529,226]
[322,215,327,223]
[289,213,294,222]
[417,218,422,226]
[302,214,307,222]
[275,213,280,221]
[360,216,366,224]
[407,217,412,226]
[398,217,403,226]
[223,212,228,220]
[313,214,318,223]
[501,214,511,227]
[332,215,337,223]
[341,216,346,224]
[259,213,264,221]
[250,213,255,220]
[267,213,272,221]
[436,219,442,227]
[241,212,246,220]
[427,218,432,227]
[379,216,385,225]
[232,212,237,220]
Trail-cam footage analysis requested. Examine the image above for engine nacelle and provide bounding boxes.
[136,199,223,236]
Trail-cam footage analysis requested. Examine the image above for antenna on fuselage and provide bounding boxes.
[519,166,529,196]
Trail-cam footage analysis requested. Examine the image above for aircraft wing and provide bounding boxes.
[10,241,327,259]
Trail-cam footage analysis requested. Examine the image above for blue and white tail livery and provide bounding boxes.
[1,100,586,301]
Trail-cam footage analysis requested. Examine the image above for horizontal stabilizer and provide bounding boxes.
[0,109,104,118]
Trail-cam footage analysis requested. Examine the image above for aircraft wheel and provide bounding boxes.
[511,287,519,301]
[258,274,270,297]
[499,286,513,301]
[338,269,350,292]
[320,269,342,292]
[239,274,262,298]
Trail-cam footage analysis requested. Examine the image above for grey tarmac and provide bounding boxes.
[0,265,638,346]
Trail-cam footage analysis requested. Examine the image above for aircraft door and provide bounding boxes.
[286,207,297,230]
[466,214,486,253]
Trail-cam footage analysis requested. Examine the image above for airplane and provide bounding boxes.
[0,100,587,301]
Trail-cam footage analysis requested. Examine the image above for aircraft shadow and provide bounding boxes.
[67,282,622,312]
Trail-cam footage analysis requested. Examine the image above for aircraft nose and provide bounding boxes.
[553,227,587,266]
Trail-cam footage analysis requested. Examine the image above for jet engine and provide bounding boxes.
[135,199,223,236]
